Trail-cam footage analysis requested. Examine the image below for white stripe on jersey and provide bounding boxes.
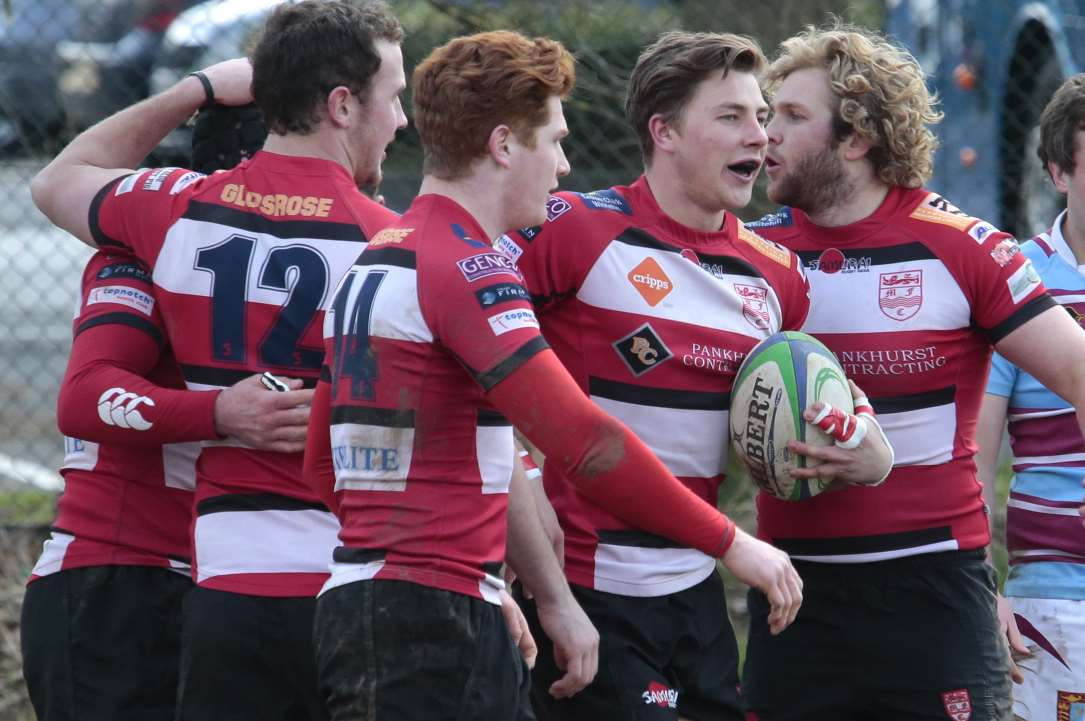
[162,442,199,491]
[319,559,385,595]
[323,263,432,344]
[791,538,960,564]
[62,436,100,472]
[802,259,969,335]
[590,395,728,479]
[1010,549,1085,561]
[477,425,514,495]
[153,218,360,310]
[878,402,956,466]
[193,507,340,582]
[30,531,76,578]
[1007,498,1085,516]
[1014,451,1085,466]
[1008,407,1074,421]
[576,242,782,336]
[592,543,716,597]
[329,423,413,492]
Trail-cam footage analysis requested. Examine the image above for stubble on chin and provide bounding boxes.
[767,147,851,215]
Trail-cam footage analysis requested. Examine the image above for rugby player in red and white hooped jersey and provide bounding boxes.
[497,32,891,721]
[30,3,407,719]
[303,29,805,721]
[20,249,307,721]
[742,23,1085,721]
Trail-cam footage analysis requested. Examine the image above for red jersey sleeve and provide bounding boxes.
[57,252,220,444]
[497,193,613,309]
[953,220,1054,341]
[303,377,339,513]
[89,167,207,262]
[422,245,548,390]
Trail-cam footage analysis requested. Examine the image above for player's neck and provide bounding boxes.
[803,177,890,228]
[262,133,349,172]
[418,174,504,241]
[643,165,726,232]
[1060,207,1085,265]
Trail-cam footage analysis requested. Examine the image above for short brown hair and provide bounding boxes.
[411,31,575,179]
[1038,73,1085,179]
[251,0,403,136]
[626,31,765,163]
[766,23,942,188]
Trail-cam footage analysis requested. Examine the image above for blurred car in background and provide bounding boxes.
[56,0,205,136]
[150,0,284,165]
[0,0,203,154]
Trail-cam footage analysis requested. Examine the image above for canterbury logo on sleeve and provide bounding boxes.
[97,388,155,430]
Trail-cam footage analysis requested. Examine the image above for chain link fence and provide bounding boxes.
[16,0,1077,717]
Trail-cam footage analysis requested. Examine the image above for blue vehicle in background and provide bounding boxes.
[888,0,1085,239]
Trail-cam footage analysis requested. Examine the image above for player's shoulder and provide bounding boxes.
[734,217,800,271]
[513,185,637,244]
[109,166,209,202]
[902,189,1000,242]
[743,206,798,240]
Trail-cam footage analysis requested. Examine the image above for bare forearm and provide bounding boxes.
[506,467,569,606]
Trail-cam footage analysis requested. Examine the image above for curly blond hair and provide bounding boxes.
[766,23,942,188]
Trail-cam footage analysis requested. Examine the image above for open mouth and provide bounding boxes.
[727,160,761,180]
[763,157,781,173]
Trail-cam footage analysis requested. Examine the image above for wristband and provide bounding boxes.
[187,71,215,110]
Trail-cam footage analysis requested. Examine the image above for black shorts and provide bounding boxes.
[314,579,533,721]
[518,572,742,721]
[20,565,191,721]
[742,549,1012,721]
[176,586,327,721]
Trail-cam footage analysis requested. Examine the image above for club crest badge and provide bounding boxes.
[879,270,923,321]
[941,689,972,721]
[734,283,770,330]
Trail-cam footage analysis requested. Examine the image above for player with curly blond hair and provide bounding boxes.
[743,22,1085,721]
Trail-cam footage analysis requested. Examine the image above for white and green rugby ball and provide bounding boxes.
[730,331,853,501]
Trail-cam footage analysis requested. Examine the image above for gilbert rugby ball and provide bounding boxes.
[730,331,853,501]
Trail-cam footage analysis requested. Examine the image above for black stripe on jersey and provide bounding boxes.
[356,247,417,270]
[985,293,1057,344]
[181,364,319,389]
[168,552,193,565]
[88,175,129,248]
[333,546,386,564]
[320,364,332,383]
[794,242,938,268]
[50,525,76,537]
[475,335,550,391]
[331,405,416,428]
[183,200,368,242]
[477,409,511,427]
[870,385,955,414]
[597,529,686,549]
[482,560,504,576]
[196,492,330,516]
[772,526,953,556]
[588,376,730,411]
[614,228,766,279]
[75,312,165,348]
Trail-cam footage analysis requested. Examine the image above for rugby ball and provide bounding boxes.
[730,331,853,501]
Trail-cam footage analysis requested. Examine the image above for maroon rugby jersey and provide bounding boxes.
[89,153,398,596]
[749,186,1054,562]
[504,176,810,595]
[312,194,545,604]
[31,252,208,581]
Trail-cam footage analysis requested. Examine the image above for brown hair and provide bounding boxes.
[1039,73,1085,179]
[766,22,941,188]
[411,30,575,179]
[625,31,765,163]
[251,0,403,136]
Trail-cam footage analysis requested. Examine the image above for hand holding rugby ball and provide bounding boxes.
[729,331,856,500]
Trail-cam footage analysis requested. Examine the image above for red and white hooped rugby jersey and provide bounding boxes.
[749,186,1055,563]
[89,152,398,596]
[309,194,547,605]
[31,252,209,582]
[503,176,810,596]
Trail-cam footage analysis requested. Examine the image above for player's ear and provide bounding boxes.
[488,124,514,169]
[648,113,676,155]
[841,132,873,162]
[1049,159,1071,195]
[325,86,353,129]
